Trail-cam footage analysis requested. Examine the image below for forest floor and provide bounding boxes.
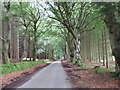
[84,60,115,71]
[62,61,120,88]
[0,61,52,88]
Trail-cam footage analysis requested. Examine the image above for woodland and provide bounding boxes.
[0,2,120,81]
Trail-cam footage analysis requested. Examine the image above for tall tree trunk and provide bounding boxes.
[0,8,2,64]
[19,35,24,61]
[2,20,10,64]
[65,42,70,61]
[103,3,120,75]
[69,45,74,62]
[0,2,2,64]
[102,31,105,66]
[51,49,54,59]
[97,35,101,62]
[104,29,108,69]
[10,17,19,60]
[33,27,37,61]
[74,38,81,63]
[33,40,37,61]
[88,32,91,62]
[27,33,31,59]
[81,39,85,61]
[109,32,120,73]
[2,2,11,64]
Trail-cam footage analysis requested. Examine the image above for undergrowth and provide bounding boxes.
[0,59,50,75]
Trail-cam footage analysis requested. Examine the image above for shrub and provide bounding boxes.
[72,60,85,67]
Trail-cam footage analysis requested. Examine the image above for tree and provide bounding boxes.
[9,16,19,60]
[102,30,105,66]
[96,2,120,76]
[0,2,2,64]
[2,2,11,64]
[28,5,42,61]
[10,2,32,61]
[104,28,109,69]
[45,2,95,63]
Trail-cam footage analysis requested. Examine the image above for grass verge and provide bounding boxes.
[0,59,51,75]
[94,67,114,74]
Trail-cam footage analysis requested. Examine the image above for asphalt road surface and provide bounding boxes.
[17,61,72,88]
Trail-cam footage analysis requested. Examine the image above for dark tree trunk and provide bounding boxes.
[103,3,120,75]
[102,31,105,66]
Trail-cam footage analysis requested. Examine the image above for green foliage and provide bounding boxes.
[77,62,85,67]
[111,71,120,79]
[0,59,50,75]
[72,60,84,67]
[94,67,114,74]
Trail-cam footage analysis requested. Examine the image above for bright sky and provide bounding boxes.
[30,2,54,18]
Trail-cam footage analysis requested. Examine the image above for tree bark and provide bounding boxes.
[0,12,2,64]
[97,35,101,62]
[0,2,2,64]
[2,19,10,64]
[109,32,120,72]
[65,42,70,61]
[104,29,108,69]
[74,37,81,63]
[10,17,19,60]
[33,25,37,61]
[103,3,120,75]
[1,2,11,64]
[102,31,105,66]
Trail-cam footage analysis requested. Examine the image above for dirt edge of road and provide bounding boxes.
[62,61,119,88]
[1,61,52,88]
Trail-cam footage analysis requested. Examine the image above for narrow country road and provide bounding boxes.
[17,61,72,88]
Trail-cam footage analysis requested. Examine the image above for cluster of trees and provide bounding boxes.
[0,2,65,64]
[0,2,120,76]
[44,2,120,75]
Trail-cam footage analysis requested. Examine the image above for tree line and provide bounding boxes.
[0,2,120,77]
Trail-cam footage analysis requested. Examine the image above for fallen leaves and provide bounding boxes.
[0,62,51,88]
[62,61,119,88]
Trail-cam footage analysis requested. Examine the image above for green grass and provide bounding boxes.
[94,67,114,74]
[0,59,51,75]
[94,67,120,79]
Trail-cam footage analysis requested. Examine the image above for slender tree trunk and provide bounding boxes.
[65,42,70,61]
[29,39,33,61]
[97,35,101,62]
[33,26,37,61]
[33,40,37,61]
[27,33,31,59]
[88,32,91,62]
[102,31,105,66]
[0,13,2,64]
[0,3,2,64]
[104,29,108,69]
[51,49,54,59]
